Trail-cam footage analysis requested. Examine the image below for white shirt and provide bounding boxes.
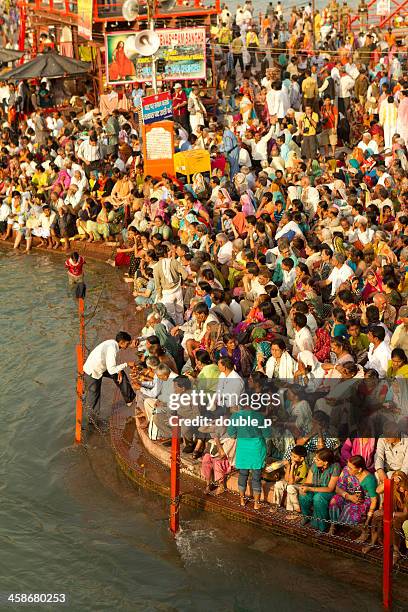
[217,241,233,265]
[77,138,102,162]
[275,220,305,241]
[0,202,11,222]
[367,139,379,154]
[366,341,391,377]
[243,126,275,161]
[339,74,355,98]
[266,89,290,120]
[328,263,353,296]
[293,326,314,358]
[212,370,245,410]
[83,339,128,379]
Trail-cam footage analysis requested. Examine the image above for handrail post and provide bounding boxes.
[169,416,180,534]
[383,477,393,610]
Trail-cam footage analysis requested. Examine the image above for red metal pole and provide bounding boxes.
[75,297,85,444]
[383,477,393,610]
[169,416,180,534]
[18,5,26,64]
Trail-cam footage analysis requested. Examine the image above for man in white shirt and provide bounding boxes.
[366,326,392,377]
[357,132,372,152]
[216,233,233,266]
[212,356,245,414]
[292,312,314,358]
[77,133,103,175]
[242,124,275,163]
[338,69,355,118]
[375,429,408,479]
[319,252,353,297]
[83,332,135,422]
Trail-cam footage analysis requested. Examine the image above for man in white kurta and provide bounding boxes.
[379,97,398,150]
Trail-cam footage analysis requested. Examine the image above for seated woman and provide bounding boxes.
[283,386,313,440]
[86,201,121,243]
[145,336,179,374]
[387,348,408,378]
[299,448,341,532]
[133,266,155,310]
[76,197,101,241]
[262,338,297,380]
[362,471,408,564]
[216,334,253,378]
[328,454,377,536]
[340,437,376,473]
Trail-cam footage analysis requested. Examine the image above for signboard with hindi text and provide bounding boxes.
[142,120,174,177]
[142,92,173,125]
[105,28,206,85]
[77,0,93,41]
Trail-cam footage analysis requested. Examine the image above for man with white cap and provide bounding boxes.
[172,83,189,133]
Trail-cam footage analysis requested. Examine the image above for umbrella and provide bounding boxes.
[0,48,24,64]
[1,51,90,81]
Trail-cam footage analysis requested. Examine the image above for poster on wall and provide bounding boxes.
[77,0,93,41]
[377,0,390,15]
[105,27,206,85]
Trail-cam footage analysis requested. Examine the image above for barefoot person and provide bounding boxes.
[83,332,136,425]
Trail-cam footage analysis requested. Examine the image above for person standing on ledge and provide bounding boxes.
[83,331,136,425]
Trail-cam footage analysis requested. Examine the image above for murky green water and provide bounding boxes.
[0,248,385,612]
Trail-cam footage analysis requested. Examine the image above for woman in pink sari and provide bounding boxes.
[340,438,376,473]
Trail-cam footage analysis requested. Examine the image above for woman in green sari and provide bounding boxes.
[299,448,340,532]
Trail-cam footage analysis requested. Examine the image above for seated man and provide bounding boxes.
[171,302,222,369]
[31,205,57,249]
[273,445,308,514]
[374,426,408,482]
[134,363,177,441]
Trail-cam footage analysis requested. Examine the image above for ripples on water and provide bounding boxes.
[0,249,383,612]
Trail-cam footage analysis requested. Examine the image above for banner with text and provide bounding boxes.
[78,0,93,41]
[105,28,206,85]
[142,92,173,125]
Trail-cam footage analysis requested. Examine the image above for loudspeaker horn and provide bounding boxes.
[133,29,160,56]
[122,0,139,22]
[123,35,139,60]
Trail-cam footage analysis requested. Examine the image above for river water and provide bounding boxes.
[0,247,390,612]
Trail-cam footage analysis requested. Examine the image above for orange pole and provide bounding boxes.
[75,343,84,444]
[169,416,180,534]
[383,477,393,610]
[75,297,86,444]
[78,297,85,348]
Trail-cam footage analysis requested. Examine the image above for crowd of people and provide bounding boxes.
[2,0,408,560]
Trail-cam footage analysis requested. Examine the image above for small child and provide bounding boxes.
[65,251,85,284]
[272,445,308,515]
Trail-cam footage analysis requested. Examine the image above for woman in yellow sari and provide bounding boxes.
[373,231,397,265]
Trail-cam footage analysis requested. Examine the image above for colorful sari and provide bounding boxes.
[329,466,377,525]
